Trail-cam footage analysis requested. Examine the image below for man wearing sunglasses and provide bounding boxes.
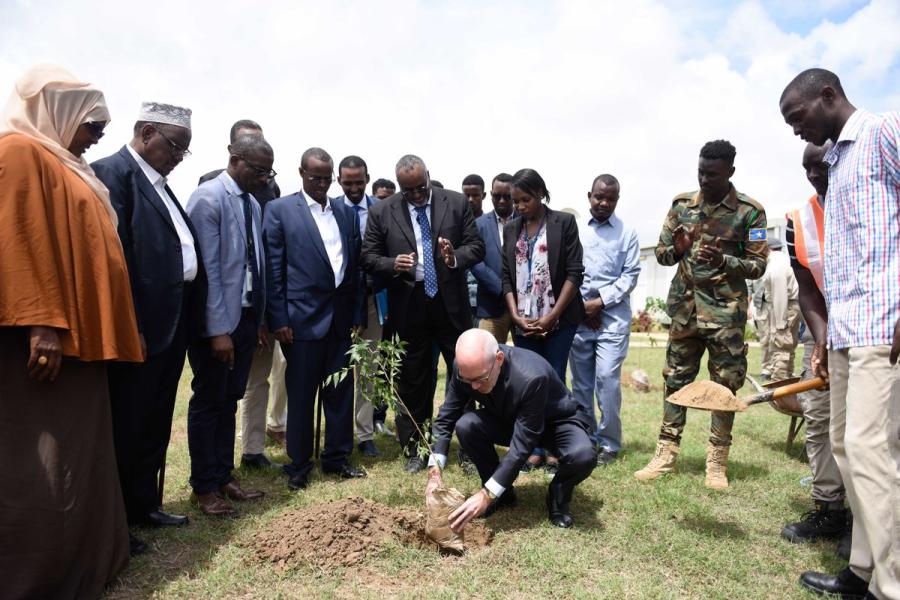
[92,102,206,551]
[426,328,596,530]
[472,172,517,344]
[361,155,485,473]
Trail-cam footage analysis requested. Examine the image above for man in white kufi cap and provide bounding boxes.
[92,101,205,552]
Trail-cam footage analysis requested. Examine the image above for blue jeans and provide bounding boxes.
[568,329,629,453]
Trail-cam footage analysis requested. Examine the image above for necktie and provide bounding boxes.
[241,193,263,323]
[352,204,363,229]
[414,204,438,298]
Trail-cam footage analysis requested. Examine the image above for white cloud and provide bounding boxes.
[1,0,897,246]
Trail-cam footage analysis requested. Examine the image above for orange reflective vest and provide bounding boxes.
[787,195,825,292]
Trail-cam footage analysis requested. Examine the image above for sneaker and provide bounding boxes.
[781,502,848,543]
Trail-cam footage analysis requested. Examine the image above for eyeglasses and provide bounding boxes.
[401,183,429,199]
[239,156,277,179]
[83,121,105,140]
[304,172,334,184]
[458,355,498,386]
[152,126,191,157]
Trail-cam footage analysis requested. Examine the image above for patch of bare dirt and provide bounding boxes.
[251,496,492,570]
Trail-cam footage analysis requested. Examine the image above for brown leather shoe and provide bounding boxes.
[266,428,286,447]
[220,479,265,501]
[191,491,237,517]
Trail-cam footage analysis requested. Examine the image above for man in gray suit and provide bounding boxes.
[185,135,272,516]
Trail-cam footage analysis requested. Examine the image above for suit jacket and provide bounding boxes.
[263,192,364,341]
[472,210,515,319]
[501,207,585,327]
[91,146,208,356]
[360,187,485,332]
[186,171,265,337]
[432,344,584,489]
[334,194,386,329]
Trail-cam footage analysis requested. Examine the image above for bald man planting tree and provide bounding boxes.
[427,329,596,530]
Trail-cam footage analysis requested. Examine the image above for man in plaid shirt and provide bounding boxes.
[780,68,900,600]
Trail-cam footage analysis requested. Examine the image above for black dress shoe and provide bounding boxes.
[141,509,189,527]
[357,440,382,457]
[403,455,426,474]
[546,488,574,528]
[129,533,149,556]
[241,453,275,470]
[324,464,368,479]
[595,449,619,467]
[287,473,309,491]
[799,567,868,598]
[483,487,517,517]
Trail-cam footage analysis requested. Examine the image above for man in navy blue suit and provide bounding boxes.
[472,173,516,344]
[92,102,207,553]
[185,135,272,516]
[264,147,367,491]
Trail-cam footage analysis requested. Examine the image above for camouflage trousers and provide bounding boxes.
[659,318,748,447]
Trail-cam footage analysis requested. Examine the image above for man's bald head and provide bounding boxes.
[455,329,503,393]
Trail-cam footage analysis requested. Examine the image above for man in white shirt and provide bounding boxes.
[92,102,205,552]
[265,148,367,491]
[759,239,801,380]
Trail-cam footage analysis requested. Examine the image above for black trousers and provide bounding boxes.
[282,323,354,478]
[186,309,257,494]
[455,409,596,506]
[108,295,189,523]
[395,284,462,455]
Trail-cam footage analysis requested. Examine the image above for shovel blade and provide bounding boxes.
[665,380,746,412]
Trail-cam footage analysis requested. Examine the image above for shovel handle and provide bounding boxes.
[743,377,828,407]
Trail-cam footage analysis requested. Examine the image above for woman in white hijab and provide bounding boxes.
[0,65,142,600]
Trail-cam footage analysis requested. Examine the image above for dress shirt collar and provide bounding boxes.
[221,172,246,197]
[406,189,433,212]
[126,144,165,187]
[588,212,619,229]
[304,191,331,213]
[825,109,867,167]
[344,195,367,211]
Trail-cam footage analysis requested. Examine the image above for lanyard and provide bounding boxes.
[524,215,546,290]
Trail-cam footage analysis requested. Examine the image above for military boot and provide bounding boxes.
[781,502,848,543]
[705,443,729,489]
[634,440,679,481]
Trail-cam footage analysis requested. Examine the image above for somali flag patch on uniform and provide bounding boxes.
[749,228,767,241]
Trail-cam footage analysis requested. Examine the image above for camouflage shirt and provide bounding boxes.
[655,186,768,328]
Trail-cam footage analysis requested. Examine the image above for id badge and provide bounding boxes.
[523,292,537,319]
[245,267,253,292]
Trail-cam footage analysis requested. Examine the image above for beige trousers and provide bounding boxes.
[829,345,900,599]
[479,311,513,345]
[355,294,382,443]
[767,300,801,380]
[238,341,288,455]
[797,337,844,504]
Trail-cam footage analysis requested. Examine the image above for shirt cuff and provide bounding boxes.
[484,477,506,498]
[448,256,458,269]
[427,453,447,469]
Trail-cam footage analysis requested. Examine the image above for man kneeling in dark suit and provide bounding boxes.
[427,329,596,529]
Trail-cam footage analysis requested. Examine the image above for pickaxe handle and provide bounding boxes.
[742,377,828,407]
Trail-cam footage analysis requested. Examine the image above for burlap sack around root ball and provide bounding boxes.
[425,484,466,552]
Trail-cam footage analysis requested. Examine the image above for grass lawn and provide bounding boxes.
[106,341,834,600]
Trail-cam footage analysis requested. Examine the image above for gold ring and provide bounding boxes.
[38,355,49,365]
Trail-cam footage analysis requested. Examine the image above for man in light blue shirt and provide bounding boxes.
[568,174,640,465]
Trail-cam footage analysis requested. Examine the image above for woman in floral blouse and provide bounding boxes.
[502,168,585,472]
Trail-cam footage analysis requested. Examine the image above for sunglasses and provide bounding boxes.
[83,121,106,140]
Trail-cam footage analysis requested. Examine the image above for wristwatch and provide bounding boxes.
[482,486,497,501]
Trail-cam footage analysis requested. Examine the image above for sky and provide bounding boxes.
[2,0,898,246]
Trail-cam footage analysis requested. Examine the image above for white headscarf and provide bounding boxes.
[0,64,117,225]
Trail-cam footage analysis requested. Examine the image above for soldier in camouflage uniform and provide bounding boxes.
[635,139,768,489]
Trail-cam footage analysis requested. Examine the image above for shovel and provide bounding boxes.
[665,376,827,412]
